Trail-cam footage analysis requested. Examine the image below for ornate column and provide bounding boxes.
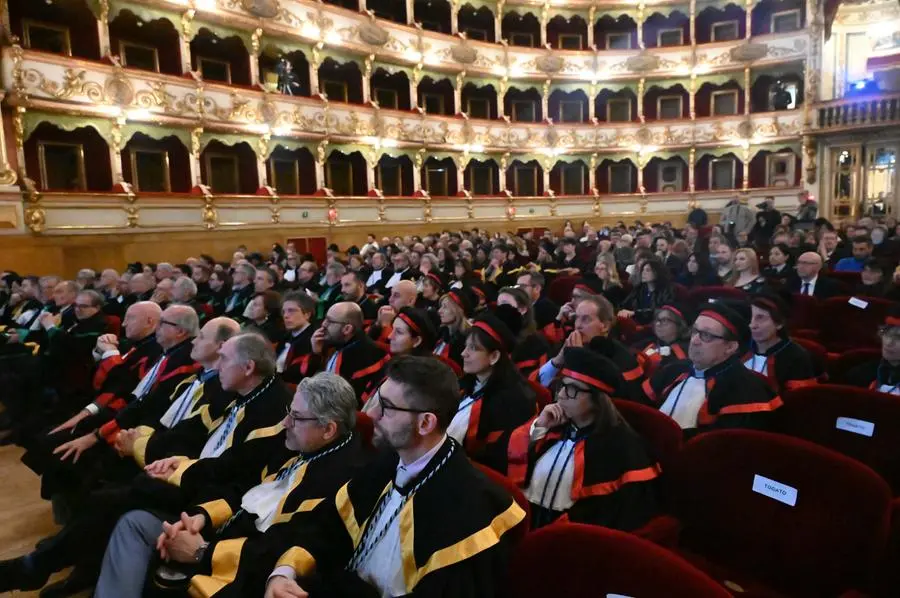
[498,77,508,118]
[359,0,367,11]
[587,4,596,48]
[745,0,753,39]
[109,115,125,185]
[250,28,262,86]
[689,73,697,120]
[637,2,645,49]
[256,132,271,189]
[637,77,645,123]
[588,81,597,121]
[744,66,751,115]
[97,0,112,57]
[310,44,322,96]
[363,147,378,193]
[0,104,17,189]
[541,79,551,122]
[688,146,696,193]
[540,2,550,47]
[589,153,598,193]
[495,0,505,42]
[456,153,468,195]
[406,0,415,25]
[315,139,328,191]
[803,2,823,194]
[741,144,750,191]
[636,151,646,193]
[689,0,696,45]
[411,64,423,110]
[454,71,465,114]
[541,156,552,195]
[451,0,460,34]
[413,148,425,194]
[499,152,510,193]
[190,127,203,187]
[363,55,374,104]
[179,9,196,74]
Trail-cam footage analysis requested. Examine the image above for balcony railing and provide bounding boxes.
[815,93,900,131]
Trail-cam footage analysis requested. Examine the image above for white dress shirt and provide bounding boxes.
[523,422,575,511]
[659,372,707,429]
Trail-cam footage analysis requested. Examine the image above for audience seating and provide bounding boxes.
[787,293,821,333]
[816,296,891,352]
[686,286,748,312]
[829,347,882,384]
[780,384,900,495]
[663,430,892,597]
[527,379,552,410]
[472,462,531,545]
[825,271,861,292]
[546,276,579,306]
[506,523,731,598]
[790,336,829,381]
[613,399,683,472]
[355,411,374,451]
[104,314,121,336]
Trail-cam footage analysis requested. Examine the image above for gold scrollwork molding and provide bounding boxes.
[24,206,45,233]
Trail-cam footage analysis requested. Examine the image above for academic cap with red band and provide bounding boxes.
[886,316,900,327]
[472,320,502,344]
[561,347,623,397]
[699,309,739,337]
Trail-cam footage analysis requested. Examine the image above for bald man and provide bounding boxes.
[311,301,389,402]
[367,279,419,348]
[788,251,842,299]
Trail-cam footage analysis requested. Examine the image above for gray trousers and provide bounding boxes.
[94,509,164,598]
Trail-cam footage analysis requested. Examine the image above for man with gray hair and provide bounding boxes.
[224,263,256,319]
[315,261,346,321]
[76,269,97,289]
[95,372,365,598]
[172,276,207,324]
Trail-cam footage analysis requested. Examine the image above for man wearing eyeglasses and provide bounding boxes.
[264,356,525,598]
[310,302,388,403]
[787,251,842,299]
[642,302,781,435]
[92,372,365,598]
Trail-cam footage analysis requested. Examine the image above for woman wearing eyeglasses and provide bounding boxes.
[634,305,691,376]
[504,347,659,530]
[451,313,537,473]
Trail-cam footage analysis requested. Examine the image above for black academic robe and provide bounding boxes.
[415,296,439,312]
[505,419,660,530]
[434,327,466,371]
[0,297,42,329]
[308,334,390,404]
[458,368,537,474]
[365,267,393,295]
[634,339,690,374]
[533,297,559,337]
[743,338,818,394]
[512,333,550,379]
[223,285,254,319]
[483,260,522,289]
[181,433,367,598]
[276,325,315,387]
[357,296,379,326]
[43,311,109,401]
[264,438,524,598]
[642,356,783,436]
[588,336,646,403]
[89,334,163,416]
[845,359,900,393]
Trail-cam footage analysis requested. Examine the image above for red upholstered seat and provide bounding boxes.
[664,430,892,597]
[787,293,821,333]
[355,411,374,451]
[546,275,579,306]
[686,286,748,312]
[790,336,828,381]
[780,384,900,495]
[824,271,861,293]
[506,523,730,598]
[527,378,552,410]
[105,314,121,336]
[829,347,882,385]
[816,296,891,352]
[613,399,683,471]
[472,461,531,545]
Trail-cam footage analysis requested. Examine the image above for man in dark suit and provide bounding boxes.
[787,252,843,299]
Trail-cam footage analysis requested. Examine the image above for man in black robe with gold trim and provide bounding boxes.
[264,355,524,598]
[92,372,366,598]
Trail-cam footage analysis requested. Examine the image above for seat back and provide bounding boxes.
[686,286,748,312]
[472,462,531,545]
[790,336,828,381]
[613,399,683,471]
[788,293,820,331]
[355,411,375,452]
[546,275,579,306]
[105,314,122,336]
[506,523,730,598]
[817,296,891,351]
[829,347,882,384]
[781,384,900,495]
[527,378,552,410]
[665,430,891,597]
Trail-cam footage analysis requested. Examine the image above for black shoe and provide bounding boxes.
[0,555,51,592]
[38,567,94,598]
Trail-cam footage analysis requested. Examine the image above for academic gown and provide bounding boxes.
[266,438,524,598]
[505,419,660,530]
[309,334,390,403]
[588,336,646,403]
[533,297,559,338]
[742,338,818,394]
[511,333,550,378]
[634,339,689,375]
[275,325,315,387]
[453,369,537,474]
[178,432,367,598]
[433,328,466,371]
[223,285,254,320]
[89,334,163,415]
[642,356,783,436]
[845,359,900,395]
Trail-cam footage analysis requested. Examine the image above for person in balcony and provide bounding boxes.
[726,248,767,294]
[617,258,676,326]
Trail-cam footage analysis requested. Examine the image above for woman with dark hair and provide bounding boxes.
[762,243,793,284]
[634,305,691,374]
[506,347,659,529]
[416,272,443,312]
[434,289,471,369]
[496,287,550,379]
[676,252,720,287]
[744,292,818,393]
[453,313,537,472]
[617,258,676,325]
[449,257,477,289]
[206,269,231,316]
[242,290,285,343]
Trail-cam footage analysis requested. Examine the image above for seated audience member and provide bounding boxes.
[206,270,230,316]
[555,237,585,275]
[744,293,818,393]
[314,262,345,321]
[642,302,782,435]
[434,289,472,369]
[94,373,365,598]
[416,272,443,312]
[1,274,42,330]
[243,291,285,343]
[454,313,537,472]
[384,251,417,290]
[834,235,874,272]
[634,305,691,373]
[275,292,316,386]
[309,301,389,403]
[339,271,378,325]
[855,259,888,297]
[546,278,604,344]
[590,253,627,309]
[538,295,645,403]
[496,287,550,378]
[787,252,842,299]
[507,347,659,530]
[845,313,900,394]
[223,264,255,319]
[364,252,392,296]
[263,356,525,598]
[762,243,793,284]
[516,271,559,337]
[727,248,767,293]
[617,258,676,325]
[368,279,418,348]
[677,252,721,288]
[172,277,206,324]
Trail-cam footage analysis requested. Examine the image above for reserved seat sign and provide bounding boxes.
[752,474,798,507]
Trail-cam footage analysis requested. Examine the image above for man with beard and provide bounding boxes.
[263,356,525,598]
[310,302,388,403]
[340,271,378,325]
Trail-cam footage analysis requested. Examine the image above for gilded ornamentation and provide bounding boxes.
[730,41,768,62]
[24,206,45,233]
[316,139,329,165]
[191,127,203,158]
[21,177,40,204]
[134,81,175,111]
[241,0,280,19]
[534,52,564,74]
[270,206,280,224]
[26,68,104,102]
[451,39,477,65]
[766,38,807,58]
[625,51,660,73]
[13,107,25,154]
[0,168,18,187]
[202,203,218,230]
[125,205,139,228]
[803,135,817,184]
[251,28,263,57]
[359,18,389,47]
[10,44,27,103]
[181,9,196,39]
[104,66,134,106]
